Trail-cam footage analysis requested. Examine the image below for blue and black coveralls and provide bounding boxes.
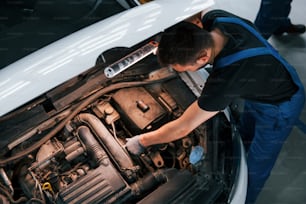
[199,10,305,203]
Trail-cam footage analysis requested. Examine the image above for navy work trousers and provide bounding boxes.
[239,87,305,204]
[254,0,292,38]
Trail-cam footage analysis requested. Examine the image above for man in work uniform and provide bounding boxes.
[126,9,305,203]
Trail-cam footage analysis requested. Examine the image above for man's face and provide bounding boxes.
[171,63,202,72]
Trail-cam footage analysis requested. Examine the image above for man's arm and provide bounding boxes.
[139,100,219,147]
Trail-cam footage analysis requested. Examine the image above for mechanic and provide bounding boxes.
[126,9,305,204]
[254,0,306,39]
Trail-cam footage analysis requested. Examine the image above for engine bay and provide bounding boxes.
[0,45,235,204]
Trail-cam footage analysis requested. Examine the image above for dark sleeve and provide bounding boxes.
[197,68,237,111]
[197,88,233,112]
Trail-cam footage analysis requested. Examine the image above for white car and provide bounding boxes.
[0,0,247,203]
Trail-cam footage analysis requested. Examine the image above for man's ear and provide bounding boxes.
[196,55,209,65]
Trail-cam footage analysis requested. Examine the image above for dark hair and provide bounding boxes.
[157,21,213,67]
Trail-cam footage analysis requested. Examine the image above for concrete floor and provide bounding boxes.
[212,0,306,203]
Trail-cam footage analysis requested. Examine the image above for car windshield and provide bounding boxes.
[0,0,127,69]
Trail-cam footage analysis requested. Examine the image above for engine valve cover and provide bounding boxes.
[59,165,126,204]
[112,87,166,132]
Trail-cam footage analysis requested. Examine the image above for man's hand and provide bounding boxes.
[126,135,145,155]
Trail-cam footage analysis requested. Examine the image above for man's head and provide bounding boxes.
[157,21,214,72]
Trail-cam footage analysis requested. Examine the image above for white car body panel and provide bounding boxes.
[0,0,248,203]
[0,0,214,117]
[190,69,248,204]
[231,139,248,204]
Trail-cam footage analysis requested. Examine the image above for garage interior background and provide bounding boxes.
[212,0,306,203]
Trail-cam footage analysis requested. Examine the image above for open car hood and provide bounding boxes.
[0,0,214,117]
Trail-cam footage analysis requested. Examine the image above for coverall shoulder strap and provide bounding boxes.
[215,47,272,68]
[212,16,294,71]
[213,17,271,47]
[213,17,281,68]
